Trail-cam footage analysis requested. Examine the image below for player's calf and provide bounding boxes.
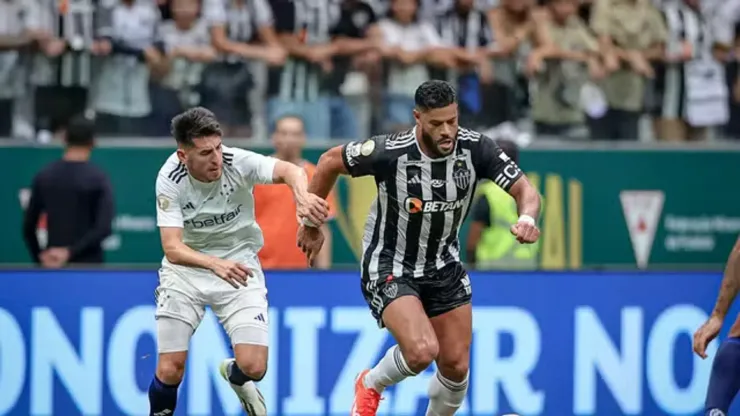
[427,361,469,416]
[149,352,187,416]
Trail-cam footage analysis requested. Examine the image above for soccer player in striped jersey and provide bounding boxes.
[149,107,329,416]
[298,80,542,416]
[694,237,740,416]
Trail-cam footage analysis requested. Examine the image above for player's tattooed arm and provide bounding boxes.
[711,237,740,320]
[273,160,330,227]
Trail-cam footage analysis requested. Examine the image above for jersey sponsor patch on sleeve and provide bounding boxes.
[157,194,170,210]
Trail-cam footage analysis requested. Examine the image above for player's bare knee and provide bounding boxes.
[156,354,186,385]
[403,337,439,373]
[235,356,267,381]
[437,360,469,383]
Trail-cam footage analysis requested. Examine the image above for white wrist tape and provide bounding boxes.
[301,217,319,228]
[517,215,536,226]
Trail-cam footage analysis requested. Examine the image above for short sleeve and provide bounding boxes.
[231,150,278,185]
[646,5,668,44]
[420,22,443,47]
[253,0,275,27]
[202,0,227,26]
[156,175,184,228]
[270,0,295,33]
[589,0,610,36]
[23,1,43,31]
[712,0,740,47]
[472,136,523,191]
[340,136,386,178]
[471,195,491,226]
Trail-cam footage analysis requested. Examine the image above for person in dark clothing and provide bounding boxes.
[22,114,115,267]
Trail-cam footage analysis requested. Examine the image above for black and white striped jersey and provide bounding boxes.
[341,127,523,281]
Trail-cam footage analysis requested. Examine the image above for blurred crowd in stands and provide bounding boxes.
[2,0,740,143]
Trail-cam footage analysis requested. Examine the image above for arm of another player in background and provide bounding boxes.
[465,196,493,269]
[22,176,44,264]
[68,174,115,259]
[711,237,740,321]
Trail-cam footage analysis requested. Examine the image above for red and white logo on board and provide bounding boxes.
[620,190,665,269]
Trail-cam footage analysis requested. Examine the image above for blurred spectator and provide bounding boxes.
[0,0,40,137]
[268,0,338,139]
[253,115,336,269]
[434,0,495,129]
[324,0,380,140]
[378,0,455,132]
[203,0,284,137]
[149,0,216,136]
[589,0,667,140]
[22,114,114,268]
[466,139,539,269]
[486,0,537,125]
[91,0,165,136]
[30,0,111,140]
[652,0,728,141]
[528,0,604,138]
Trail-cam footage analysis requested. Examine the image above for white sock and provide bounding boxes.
[363,345,416,392]
[426,371,469,416]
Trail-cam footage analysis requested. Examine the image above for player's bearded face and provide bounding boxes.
[179,136,223,182]
[416,104,458,158]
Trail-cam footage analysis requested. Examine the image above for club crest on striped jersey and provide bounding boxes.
[452,159,471,189]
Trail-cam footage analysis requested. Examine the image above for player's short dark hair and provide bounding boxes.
[496,139,520,164]
[414,80,457,112]
[171,107,222,146]
[65,113,95,147]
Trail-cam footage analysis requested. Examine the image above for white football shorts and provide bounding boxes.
[154,266,269,353]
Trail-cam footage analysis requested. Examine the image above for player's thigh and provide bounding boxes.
[154,282,205,352]
[363,276,439,371]
[421,264,473,381]
[430,304,472,382]
[212,282,270,377]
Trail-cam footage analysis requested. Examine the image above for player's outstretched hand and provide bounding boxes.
[297,225,325,267]
[210,258,253,289]
[693,315,723,359]
[296,193,330,227]
[510,221,540,244]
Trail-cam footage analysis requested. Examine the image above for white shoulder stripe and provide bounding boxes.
[458,128,481,141]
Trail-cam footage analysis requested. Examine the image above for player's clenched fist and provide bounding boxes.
[296,193,330,227]
[510,215,540,244]
[210,258,253,289]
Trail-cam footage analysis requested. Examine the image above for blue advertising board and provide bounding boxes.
[0,270,735,416]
